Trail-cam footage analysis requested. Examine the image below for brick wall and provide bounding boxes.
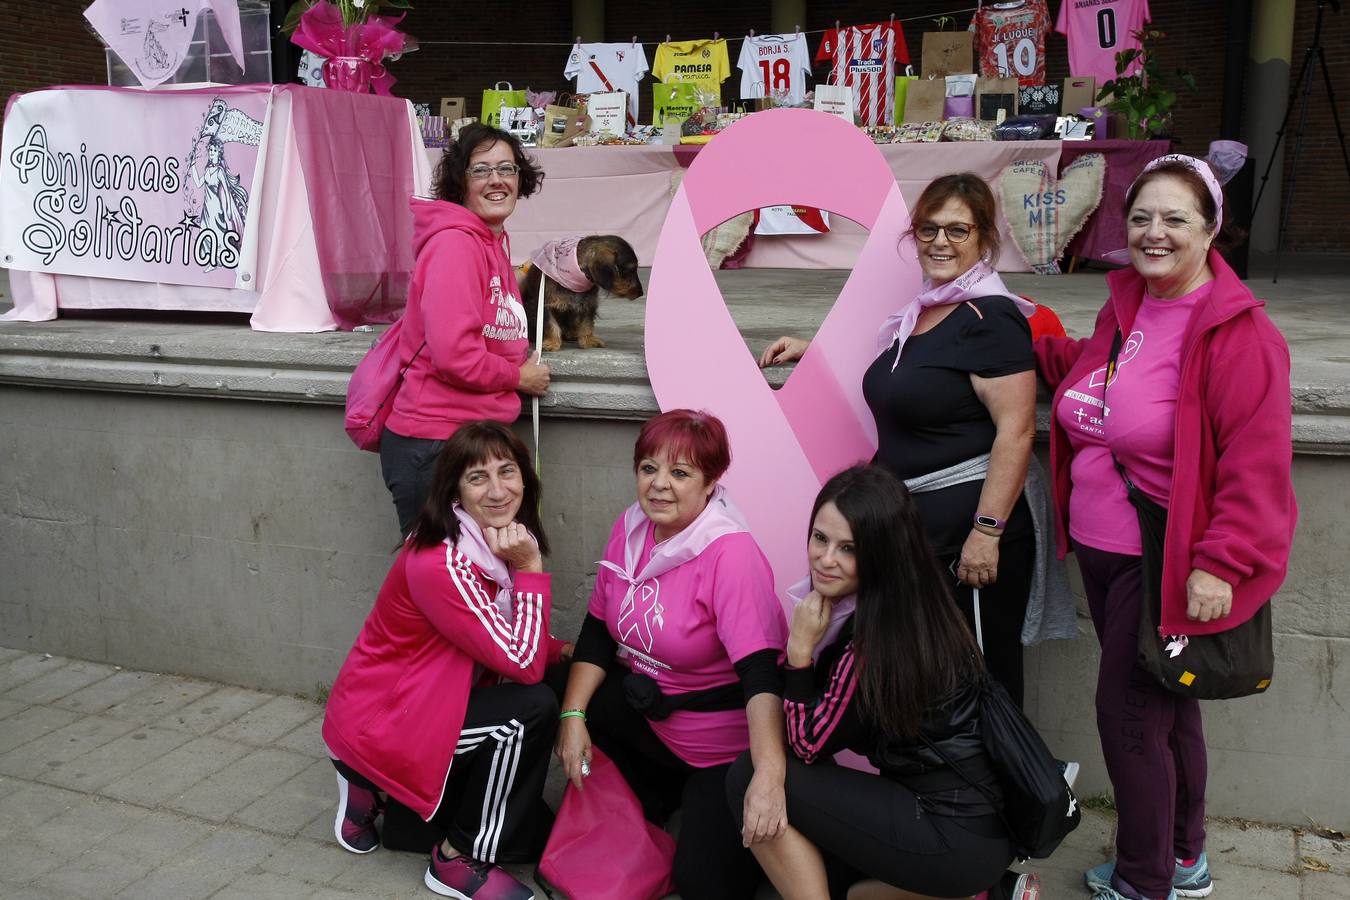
[4,1,1346,250]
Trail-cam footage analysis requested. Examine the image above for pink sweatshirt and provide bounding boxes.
[1036,250,1297,636]
[386,198,529,440]
[322,542,558,820]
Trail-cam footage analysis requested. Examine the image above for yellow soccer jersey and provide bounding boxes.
[652,38,731,99]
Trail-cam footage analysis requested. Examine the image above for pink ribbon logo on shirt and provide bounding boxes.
[616,580,662,653]
[644,108,921,600]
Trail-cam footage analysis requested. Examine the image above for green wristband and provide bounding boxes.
[559,709,586,721]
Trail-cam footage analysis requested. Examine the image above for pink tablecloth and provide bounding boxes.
[478,139,1160,273]
[4,85,429,332]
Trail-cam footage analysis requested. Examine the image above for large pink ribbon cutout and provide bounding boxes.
[645,107,922,603]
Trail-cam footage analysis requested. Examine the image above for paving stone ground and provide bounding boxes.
[1,648,1345,899]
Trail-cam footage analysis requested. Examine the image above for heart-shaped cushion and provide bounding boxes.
[1001,153,1106,274]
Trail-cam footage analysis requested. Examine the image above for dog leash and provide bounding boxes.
[532,269,546,475]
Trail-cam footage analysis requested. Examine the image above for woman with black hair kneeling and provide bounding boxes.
[728,465,1015,900]
[324,420,569,900]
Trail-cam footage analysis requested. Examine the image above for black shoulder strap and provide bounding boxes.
[1101,328,1137,492]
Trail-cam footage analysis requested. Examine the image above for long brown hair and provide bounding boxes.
[810,465,982,741]
[406,420,549,555]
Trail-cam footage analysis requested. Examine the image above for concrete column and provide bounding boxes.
[772,0,807,35]
[572,0,604,42]
[1247,0,1296,253]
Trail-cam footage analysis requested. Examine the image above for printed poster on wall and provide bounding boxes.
[0,88,271,290]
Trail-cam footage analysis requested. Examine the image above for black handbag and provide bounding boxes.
[1103,329,1275,700]
[922,675,1081,861]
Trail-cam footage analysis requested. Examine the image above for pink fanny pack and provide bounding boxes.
[344,318,424,452]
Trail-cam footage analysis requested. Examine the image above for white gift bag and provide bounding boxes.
[813,82,855,123]
[586,91,628,136]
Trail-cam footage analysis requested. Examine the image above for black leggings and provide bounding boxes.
[584,670,764,900]
[727,752,1013,900]
[940,532,1034,708]
[334,681,558,863]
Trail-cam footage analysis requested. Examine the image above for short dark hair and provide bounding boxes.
[633,409,732,482]
[407,420,549,555]
[810,465,982,741]
[905,172,1002,263]
[431,122,544,205]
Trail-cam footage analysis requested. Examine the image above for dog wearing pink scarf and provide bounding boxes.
[518,235,644,350]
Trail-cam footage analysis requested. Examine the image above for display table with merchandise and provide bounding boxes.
[2,84,430,332]
[464,138,1168,273]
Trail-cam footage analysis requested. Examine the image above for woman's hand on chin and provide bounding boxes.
[787,590,832,667]
[485,522,543,572]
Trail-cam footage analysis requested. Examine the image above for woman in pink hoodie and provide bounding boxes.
[381,123,553,534]
[1035,156,1297,900]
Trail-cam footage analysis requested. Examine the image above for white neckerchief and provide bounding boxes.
[875,259,1034,371]
[597,484,749,653]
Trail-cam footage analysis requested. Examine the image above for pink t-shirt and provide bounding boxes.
[1056,282,1210,554]
[589,517,786,767]
[1055,0,1150,84]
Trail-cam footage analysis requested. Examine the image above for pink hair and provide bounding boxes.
[633,409,731,481]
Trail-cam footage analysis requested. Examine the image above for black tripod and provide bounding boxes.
[1252,0,1350,281]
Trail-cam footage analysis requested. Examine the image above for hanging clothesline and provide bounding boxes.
[415,6,980,48]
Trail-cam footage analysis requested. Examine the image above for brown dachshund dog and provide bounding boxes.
[518,235,644,350]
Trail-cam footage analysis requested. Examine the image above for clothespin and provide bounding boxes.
[835,20,841,33]
[631,35,637,47]
[749,28,755,38]
[889,13,896,27]
[666,33,671,43]
[574,35,581,46]
[794,24,800,34]
[714,31,720,40]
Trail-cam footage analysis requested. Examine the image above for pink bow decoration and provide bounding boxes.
[289,1,408,95]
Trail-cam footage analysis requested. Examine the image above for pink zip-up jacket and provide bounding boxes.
[386,198,529,440]
[322,541,557,820]
[1035,250,1297,636]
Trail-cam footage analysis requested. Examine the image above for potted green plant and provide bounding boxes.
[1096,29,1197,140]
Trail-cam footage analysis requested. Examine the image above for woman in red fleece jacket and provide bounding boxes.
[381,123,553,535]
[325,421,569,900]
[1035,156,1296,900]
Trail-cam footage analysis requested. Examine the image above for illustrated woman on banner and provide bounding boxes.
[188,135,248,258]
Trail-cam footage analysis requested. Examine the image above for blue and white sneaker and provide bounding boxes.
[1086,855,1211,898]
[1173,853,1213,898]
[1085,860,1181,899]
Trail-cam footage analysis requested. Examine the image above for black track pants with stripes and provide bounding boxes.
[336,680,558,863]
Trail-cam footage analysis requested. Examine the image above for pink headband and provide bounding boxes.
[1130,153,1224,234]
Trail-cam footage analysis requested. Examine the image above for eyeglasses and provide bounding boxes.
[914,222,976,244]
[467,162,521,180]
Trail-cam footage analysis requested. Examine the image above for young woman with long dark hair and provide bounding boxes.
[727,464,1019,900]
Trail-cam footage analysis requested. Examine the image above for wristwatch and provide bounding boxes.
[974,514,1007,530]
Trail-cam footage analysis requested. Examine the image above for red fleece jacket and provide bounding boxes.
[386,198,528,440]
[1035,250,1297,636]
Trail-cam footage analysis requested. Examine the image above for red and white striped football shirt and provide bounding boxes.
[828,24,896,127]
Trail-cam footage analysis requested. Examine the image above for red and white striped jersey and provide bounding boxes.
[828,23,896,127]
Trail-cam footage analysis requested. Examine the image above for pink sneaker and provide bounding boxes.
[333,770,382,854]
[424,848,534,899]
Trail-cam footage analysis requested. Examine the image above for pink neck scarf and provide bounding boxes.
[598,484,750,654]
[875,259,1034,371]
[531,238,593,292]
[785,577,856,662]
[451,504,537,618]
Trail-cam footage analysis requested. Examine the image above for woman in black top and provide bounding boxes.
[726,465,1013,899]
[760,174,1037,706]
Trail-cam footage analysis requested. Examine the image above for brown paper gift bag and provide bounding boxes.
[921,30,974,78]
[1062,76,1097,113]
[902,77,947,123]
[975,76,1018,120]
[541,104,586,148]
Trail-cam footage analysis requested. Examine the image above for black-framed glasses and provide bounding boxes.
[914,222,976,243]
[467,162,521,180]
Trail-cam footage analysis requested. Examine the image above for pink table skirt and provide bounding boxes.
[4,84,429,332]
[440,138,1167,273]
